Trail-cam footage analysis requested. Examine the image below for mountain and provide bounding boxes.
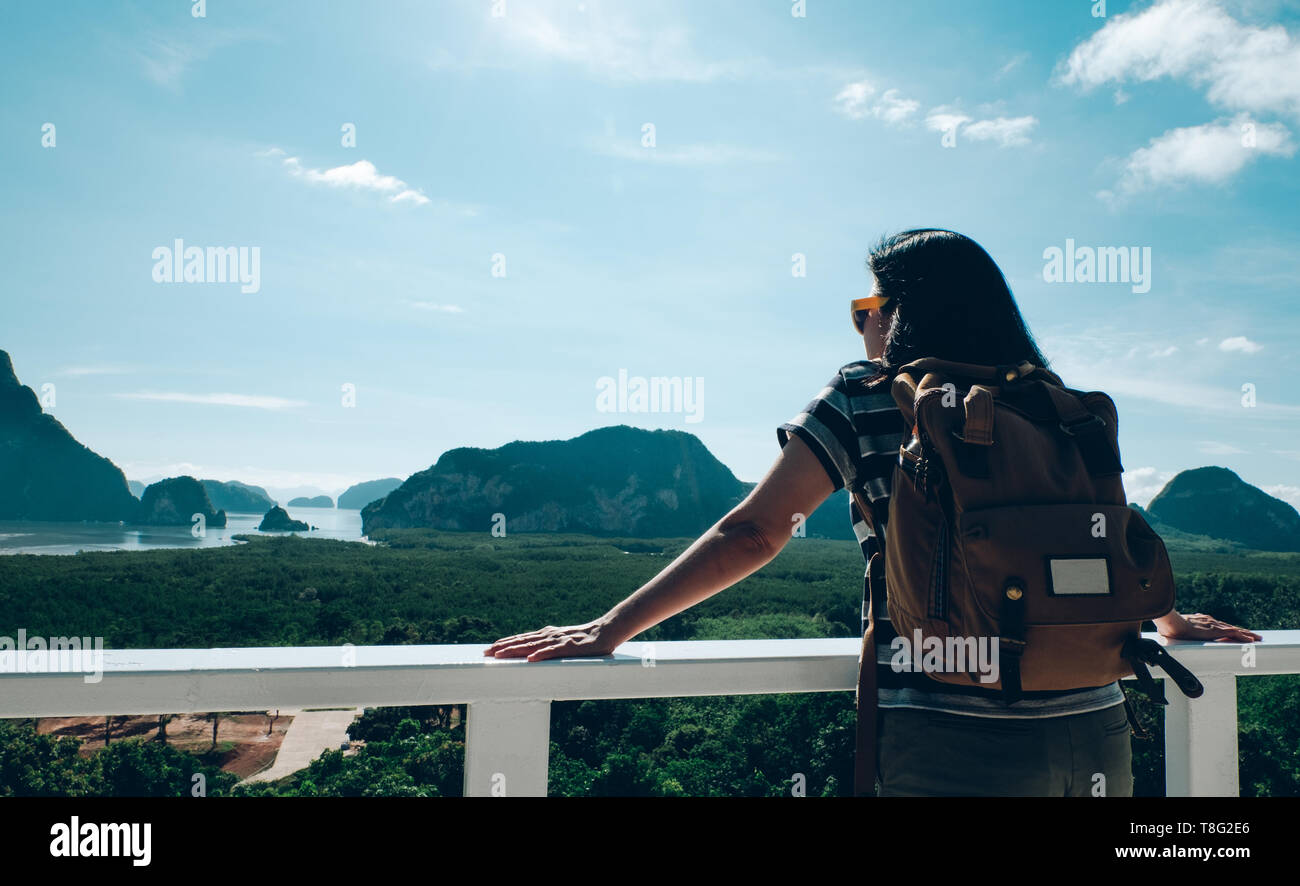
[362,425,752,536]
[288,495,333,508]
[337,478,403,510]
[1147,466,1300,552]
[201,479,275,513]
[128,480,145,498]
[0,349,137,522]
[258,506,309,532]
[136,476,227,527]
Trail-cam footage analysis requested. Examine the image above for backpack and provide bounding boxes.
[850,357,1204,797]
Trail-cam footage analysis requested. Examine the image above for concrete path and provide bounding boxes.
[243,708,360,783]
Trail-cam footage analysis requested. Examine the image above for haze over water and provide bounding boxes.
[0,506,367,555]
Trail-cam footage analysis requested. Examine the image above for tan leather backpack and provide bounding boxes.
[851,358,1203,796]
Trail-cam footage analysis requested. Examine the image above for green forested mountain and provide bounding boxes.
[0,349,137,522]
[338,477,402,510]
[1148,467,1300,552]
[136,476,227,527]
[362,425,753,536]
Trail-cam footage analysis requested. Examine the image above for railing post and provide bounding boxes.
[1164,674,1238,797]
[463,699,551,797]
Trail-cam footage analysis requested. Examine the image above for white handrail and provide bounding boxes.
[3,631,1297,796]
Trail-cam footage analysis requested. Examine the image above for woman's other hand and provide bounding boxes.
[1156,610,1263,643]
[484,618,621,661]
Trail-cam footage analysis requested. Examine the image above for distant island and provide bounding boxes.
[337,478,403,510]
[201,480,276,513]
[137,476,227,528]
[288,495,334,508]
[257,506,310,532]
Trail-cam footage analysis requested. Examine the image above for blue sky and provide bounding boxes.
[2,0,1298,507]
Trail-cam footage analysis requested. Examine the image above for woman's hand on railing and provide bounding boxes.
[1155,610,1263,643]
[484,618,622,661]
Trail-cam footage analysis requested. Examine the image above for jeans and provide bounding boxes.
[876,702,1134,797]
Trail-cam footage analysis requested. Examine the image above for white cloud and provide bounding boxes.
[133,28,260,91]
[1197,440,1248,455]
[113,392,307,410]
[56,365,134,377]
[438,3,752,83]
[925,107,1034,146]
[1150,345,1179,357]
[410,302,465,313]
[1042,329,1300,417]
[136,34,202,89]
[1058,0,1300,120]
[276,156,431,205]
[1263,484,1300,512]
[1114,114,1294,193]
[390,189,430,205]
[961,115,1038,147]
[925,107,972,134]
[924,107,1036,147]
[1220,335,1263,353]
[874,90,921,125]
[592,139,778,165]
[998,52,1030,78]
[1124,466,1176,507]
[833,80,920,125]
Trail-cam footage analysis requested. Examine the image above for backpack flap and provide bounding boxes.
[957,502,1176,627]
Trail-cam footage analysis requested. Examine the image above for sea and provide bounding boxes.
[0,506,369,555]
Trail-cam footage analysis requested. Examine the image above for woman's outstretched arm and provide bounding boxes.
[483,434,837,661]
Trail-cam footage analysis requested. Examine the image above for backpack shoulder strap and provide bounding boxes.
[850,488,885,797]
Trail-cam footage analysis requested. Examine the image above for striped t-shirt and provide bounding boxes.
[777,359,1125,718]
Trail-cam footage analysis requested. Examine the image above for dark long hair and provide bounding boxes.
[868,229,1049,370]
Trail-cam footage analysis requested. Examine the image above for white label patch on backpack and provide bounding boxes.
[1047,557,1111,596]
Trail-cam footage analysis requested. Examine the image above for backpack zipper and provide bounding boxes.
[913,423,949,621]
[928,517,949,619]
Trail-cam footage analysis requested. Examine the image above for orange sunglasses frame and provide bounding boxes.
[851,294,892,332]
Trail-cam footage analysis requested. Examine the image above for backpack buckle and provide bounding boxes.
[1058,413,1106,436]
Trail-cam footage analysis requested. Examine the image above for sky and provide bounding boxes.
[2,0,1298,508]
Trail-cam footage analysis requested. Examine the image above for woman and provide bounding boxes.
[484,228,1261,797]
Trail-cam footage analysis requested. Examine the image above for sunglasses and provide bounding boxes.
[851,294,892,333]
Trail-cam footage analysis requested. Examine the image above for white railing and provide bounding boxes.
[3,631,1298,796]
